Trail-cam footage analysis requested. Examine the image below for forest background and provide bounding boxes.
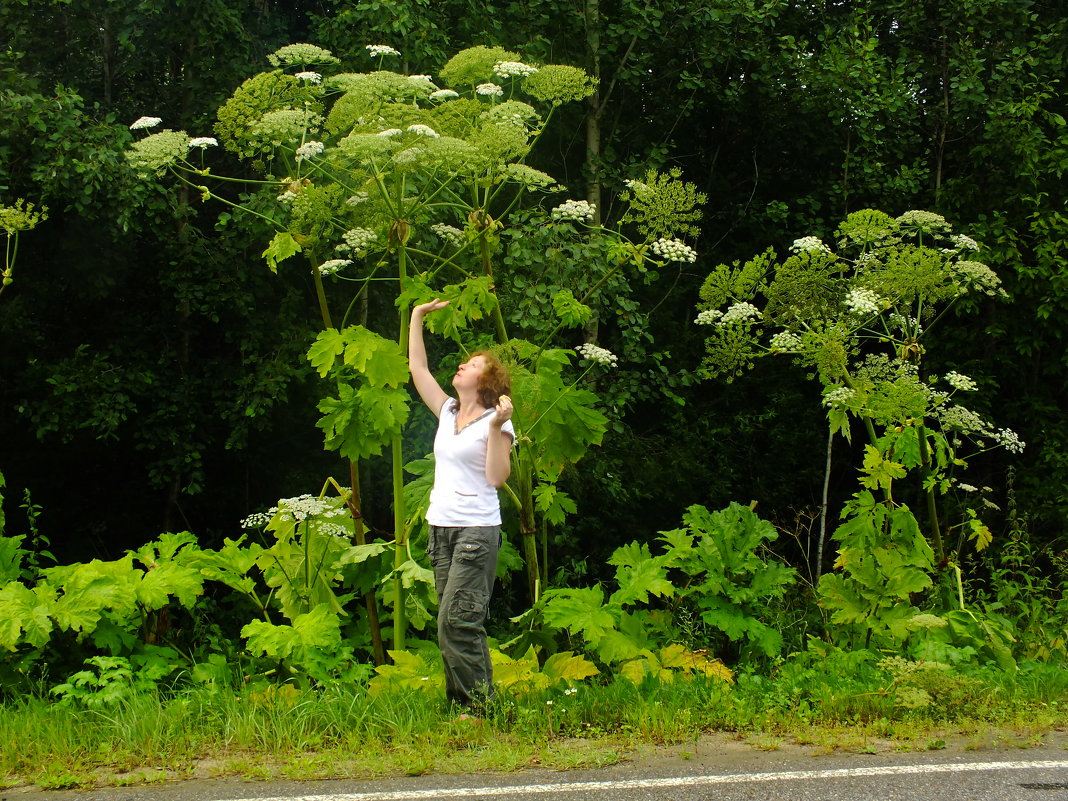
[1,0,1067,724]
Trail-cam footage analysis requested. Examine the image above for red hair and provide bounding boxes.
[472,349,511,408]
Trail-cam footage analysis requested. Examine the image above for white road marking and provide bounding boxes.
[217,760,1068,801]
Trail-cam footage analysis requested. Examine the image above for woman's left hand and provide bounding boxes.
[492,394,513,426]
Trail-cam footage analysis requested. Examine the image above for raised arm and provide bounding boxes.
[408,299,451,416]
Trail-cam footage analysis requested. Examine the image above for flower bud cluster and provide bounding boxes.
[129,116,162,130]
[822,386,856,407]
[575,343,618,367]
[995,428,1025,453]
[431,223,466,248]
[336,228,378,255]
[720,302,761,325]
[295,140,325,161]
[366,44,401,57]
[944,371,977,392]
[494,61,539,78]
[845,287,883,316]
[295,71,322,84]
[651,237,697,263]
[476,83,504,97]
[769,331,803,352]
[694,309,723,325]
[318,258,352,276]
[406,124,440,138]
[790,236,832,254]
[551,199,595,222]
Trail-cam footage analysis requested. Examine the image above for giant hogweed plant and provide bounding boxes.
[694,209,1022,651]
[125,43,705,652]
[516,502,793,676]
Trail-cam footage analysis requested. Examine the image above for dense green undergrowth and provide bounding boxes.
[2,655,1064,791]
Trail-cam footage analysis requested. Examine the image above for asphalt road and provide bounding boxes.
[5,738,1067,801]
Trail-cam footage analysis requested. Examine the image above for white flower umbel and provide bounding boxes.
[430,89,460,101]
[719,302,761,325]
[957,483,979,493]
[295,71,322,84]
[494,61,539,78]
[431,223,466,249]
[366,44,401,57]
[769,331,803,352]
[189,137,218,149]
[939,404,990,435]
[822,386,856,407]
[651,237,697,263]
[897,210,950,233]
[994,428,1025,453]
[335,227,378,255]
[129,116,162,130]
[377,128,403,137]
[944,371,978,392]
[575,343,618,367]
[272,493,348,522]
[406,124,440,138]
[475,82,504,97]
[951,260,1004,297]
[845,287,883,316]
[318,259,352,276]
[241,511,272,529]
[950,234,980,251]
[551,199,595,222]
[790,236,832,254]
[295,140,325,162]
[694,309,723,325]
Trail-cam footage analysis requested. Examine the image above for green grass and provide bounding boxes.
[1,661,1065,791]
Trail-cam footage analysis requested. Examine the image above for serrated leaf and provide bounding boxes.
[308,329,348,377]
[0,581,54,649]
[262,230,302,272]
[541,650,599,683]
[541,586,617,641]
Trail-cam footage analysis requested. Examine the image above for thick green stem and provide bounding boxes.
[916,422,946,563]
[392,241,410,652]
[479,232,510,344]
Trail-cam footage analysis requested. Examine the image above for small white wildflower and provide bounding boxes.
[822,386,856,407]
[475,82,504,97]
[790,236,832,254]
[366,44,401,57]
[564,687,578,695]
[957,483,979,493]
[295,140,325,161]
[295,71,322,84]
[694,309,723,325]
[545,700,554,706]
[318,259,352,276]
[377,128,403,137]
[429,89,460,101]
[944,371,978,392]
[129,116,162,130]
[188,137,218,149]
[431,223,466,248]
[845,287,883,316]
[406,123,440,138]
[994,428,1025,453]
[241,511,272,529]
[551,199,596,222]
[769,331,803,352]
[494,61,539,78]
[651,237,697,263]
[719,302,761,325]
[335,227,378,255]
[575,343,618,367]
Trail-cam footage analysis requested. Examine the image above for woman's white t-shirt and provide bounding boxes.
[426,398,515,527]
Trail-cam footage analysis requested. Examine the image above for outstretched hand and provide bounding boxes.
[413,298,450,317]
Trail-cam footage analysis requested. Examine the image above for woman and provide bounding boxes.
[408,298,514,711]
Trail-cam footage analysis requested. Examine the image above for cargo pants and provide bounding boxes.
[427,525,500,709]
